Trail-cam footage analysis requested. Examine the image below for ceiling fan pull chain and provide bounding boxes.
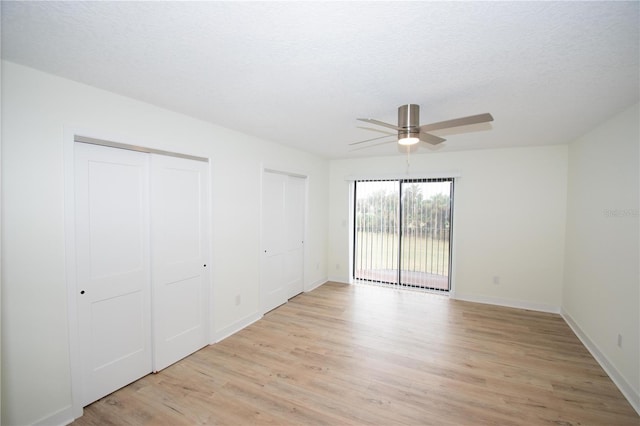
[406,148,411,174]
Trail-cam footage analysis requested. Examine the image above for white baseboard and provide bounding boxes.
[212,312,262,344]
[212,279,327,345]
[33,404,74,426]
[305,277,328,292]
[452,292,560,314]
[210,278,330,345]
[327,275,350,284]
[561,308,640,415]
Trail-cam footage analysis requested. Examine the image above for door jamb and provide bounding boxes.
[63,129,83,419]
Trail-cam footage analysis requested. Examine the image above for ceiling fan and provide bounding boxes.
[351,104,493,150]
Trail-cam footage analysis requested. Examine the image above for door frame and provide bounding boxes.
[351,178,455,291]
[259,165,308,313]
[346,172,460,295]
[63,129,213,419]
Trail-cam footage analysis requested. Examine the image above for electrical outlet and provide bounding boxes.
[336,263,341,270]
[493,276,500,285]
[235,295,241,306]
[617,333,622,348]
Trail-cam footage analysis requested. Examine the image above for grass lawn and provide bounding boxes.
[354,231,450,276]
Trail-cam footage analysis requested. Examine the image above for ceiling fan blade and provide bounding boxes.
[357,118,400,131]
[420,113,494,132]
[349,139,396,151]
[349,134,396,146]
[356,126,395,136]
[420,132,446,145]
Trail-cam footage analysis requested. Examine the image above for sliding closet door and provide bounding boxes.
[261,171,287,312]
[261,171,306,313]
[151,154,210,371]
[284,175,305,299]
[74,142,210,406]
[75,143,152,406]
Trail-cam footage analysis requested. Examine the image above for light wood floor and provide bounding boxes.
[73,282,639,425]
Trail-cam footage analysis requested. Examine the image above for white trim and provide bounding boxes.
[328,276,350,284]
[32,405,74,426]
[452,292,561,314]
[63,128,84,420]
[348,181,355,283]
[213,279,325,345]
[302,176,310,297]
[561,308,640,415]
[207,158,216,344]
[305,278,328,292]
[344,171,461,181]
[448,180,458,295]
[258,164,265,315]
[213,312,262,343]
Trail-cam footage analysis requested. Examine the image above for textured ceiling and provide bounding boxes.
[2,1,639,159]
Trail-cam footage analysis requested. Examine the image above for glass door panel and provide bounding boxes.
[399,180,452,291]
[354,179,453,292]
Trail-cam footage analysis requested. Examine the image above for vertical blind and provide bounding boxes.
[353,178,454,291]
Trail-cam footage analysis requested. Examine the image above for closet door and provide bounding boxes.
[75,143,152,406]
[151,154,210,371]
[261,172,306,313]
[261,171,287,313]
[284,176,305,299]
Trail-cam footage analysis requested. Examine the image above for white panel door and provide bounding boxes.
[151,154,209,371]
[261,171,287,313]
[284,176,305,299]
[75,143,152,407]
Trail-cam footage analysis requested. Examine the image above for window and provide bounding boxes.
[353,178,454,292]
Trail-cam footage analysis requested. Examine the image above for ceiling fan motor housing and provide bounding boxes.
[398,104,420,138]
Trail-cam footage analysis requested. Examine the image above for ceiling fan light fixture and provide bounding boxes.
[353,103,493,152]
[398,135,420,146]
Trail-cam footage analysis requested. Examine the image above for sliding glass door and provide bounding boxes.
[353,178,453,291]
[353,180,400,284]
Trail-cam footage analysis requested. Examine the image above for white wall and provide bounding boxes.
[328,145,568,312]
[562,103,639,411]
[2,57,636,424]
[0,61,329,425]
[0,7,4,422]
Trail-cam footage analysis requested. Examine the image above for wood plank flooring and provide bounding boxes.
[73,282,639,425]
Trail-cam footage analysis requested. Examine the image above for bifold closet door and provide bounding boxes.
[75,143,153,407]
[151,154,209,371]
